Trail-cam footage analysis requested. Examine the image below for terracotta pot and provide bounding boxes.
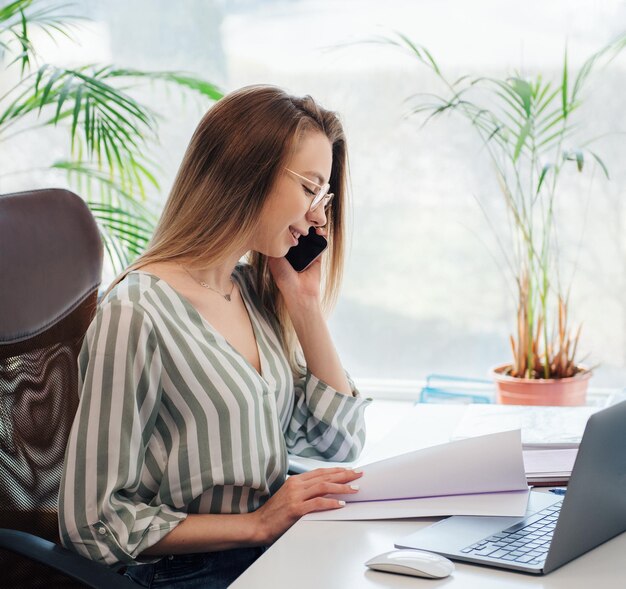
[491,364,592,406]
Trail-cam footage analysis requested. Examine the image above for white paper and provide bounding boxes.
[330,429,527,503]
[452,405,599,448]
[303,490,530,521]
[523,448,578,476]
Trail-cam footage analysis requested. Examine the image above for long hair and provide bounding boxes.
[105,84,349,374]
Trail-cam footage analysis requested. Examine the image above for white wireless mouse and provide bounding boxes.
[365,549,455,579]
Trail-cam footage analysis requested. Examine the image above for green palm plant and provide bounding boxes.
[387,32,626,380]
[0,0,223,271]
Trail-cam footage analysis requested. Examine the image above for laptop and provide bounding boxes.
[396,399,626,574]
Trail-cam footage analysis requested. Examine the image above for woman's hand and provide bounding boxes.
[252,467,362,545]
[268,227,327,308]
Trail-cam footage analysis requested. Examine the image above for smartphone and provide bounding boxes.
[285,227,328,272]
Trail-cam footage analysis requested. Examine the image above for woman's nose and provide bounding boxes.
[306,205,327,228]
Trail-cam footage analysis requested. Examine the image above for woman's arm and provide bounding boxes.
[142,467,362,555]
[288,302,351,396]
[59,300,188,566]
[267,243,351,395]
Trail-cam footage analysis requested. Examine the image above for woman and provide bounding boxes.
[59,85,370,588]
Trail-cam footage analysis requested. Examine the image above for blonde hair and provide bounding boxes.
[106,84,349,374]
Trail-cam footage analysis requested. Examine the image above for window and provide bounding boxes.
[3,0,625,389]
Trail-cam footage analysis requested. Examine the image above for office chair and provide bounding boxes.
[0,189,135,587]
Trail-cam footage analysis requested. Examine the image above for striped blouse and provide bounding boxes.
[58,264,370,567]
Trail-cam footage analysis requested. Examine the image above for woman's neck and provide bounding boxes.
[180,251,246,292]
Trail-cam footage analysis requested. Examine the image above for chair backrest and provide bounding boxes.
[0,188,103,587]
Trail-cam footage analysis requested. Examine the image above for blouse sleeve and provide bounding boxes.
[58,300,187,568]
[284,369,372,462]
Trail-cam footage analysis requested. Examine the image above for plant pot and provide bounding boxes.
[491,364,592,406]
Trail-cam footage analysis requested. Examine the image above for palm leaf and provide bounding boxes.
[561,47,569,118]
[536,162,553,195]
[493,90,527,127]
[51,160,159,217]
[104,68,223,101]
[535,106,566,138]
[534,85,561,120]
[588,150,610,180]
[52,161,159,271]
[536,124,577,151]
[563,149,584,172]
[0,0,79,73]
[509,78,533,117]
[571,33,626,104]
[385,30,442,74]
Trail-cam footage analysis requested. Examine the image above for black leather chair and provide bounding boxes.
[0,189,135,587]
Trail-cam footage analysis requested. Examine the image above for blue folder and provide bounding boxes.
[419,374,495,404]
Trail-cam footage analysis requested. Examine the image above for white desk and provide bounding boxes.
[232,515,626,588]
[232,401,626,588]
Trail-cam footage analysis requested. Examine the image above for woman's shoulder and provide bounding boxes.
[99,270,161,313]
[84,272,163,346]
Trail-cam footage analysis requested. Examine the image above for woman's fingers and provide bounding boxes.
[300,470,362,491]
[303,467,362,480]
[302,480,360,500]
[296,467,360,482]
[295,467,345,480]
[301,496,346,515]
[291,469,362,500]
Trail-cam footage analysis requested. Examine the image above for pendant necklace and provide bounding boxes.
[179,264,235,302]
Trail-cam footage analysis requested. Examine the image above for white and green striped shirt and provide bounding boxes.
[59,265,370,567]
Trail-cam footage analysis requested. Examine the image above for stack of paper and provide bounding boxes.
[302,430,529,521]
[523,448,578,486]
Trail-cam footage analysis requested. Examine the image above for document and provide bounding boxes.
[299,430,528,521]
[331,429,527,503]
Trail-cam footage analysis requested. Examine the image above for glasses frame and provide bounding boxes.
[285,168,334,211]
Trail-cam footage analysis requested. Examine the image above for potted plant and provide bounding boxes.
[386,33,626,405]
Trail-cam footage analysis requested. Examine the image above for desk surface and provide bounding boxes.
[232,515,626,588]
[231,402,625,588]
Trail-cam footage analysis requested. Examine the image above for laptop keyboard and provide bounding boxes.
[460,500,563,566]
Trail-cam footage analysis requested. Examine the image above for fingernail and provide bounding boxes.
[350,484,360,491]
[352,469,363,475]
[338,500,346,506]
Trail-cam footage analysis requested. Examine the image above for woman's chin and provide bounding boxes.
[257,243,293,259]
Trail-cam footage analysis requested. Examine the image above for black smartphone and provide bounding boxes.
[285,227,328,272]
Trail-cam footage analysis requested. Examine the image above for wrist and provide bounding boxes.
[246,510,270,546]
[288,305,326,337]
[284,295,323,319]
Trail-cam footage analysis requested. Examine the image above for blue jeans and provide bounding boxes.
[124,547,266,588]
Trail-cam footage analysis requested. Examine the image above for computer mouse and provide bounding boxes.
[365,549,455,579]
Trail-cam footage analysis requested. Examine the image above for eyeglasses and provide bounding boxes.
[285,168,334,211]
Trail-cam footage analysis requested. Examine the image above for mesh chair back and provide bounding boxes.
[0,189,103,587]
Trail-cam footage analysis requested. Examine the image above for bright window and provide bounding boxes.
[3,0,625,389]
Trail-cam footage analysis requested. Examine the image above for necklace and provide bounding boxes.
[179,263,235,302]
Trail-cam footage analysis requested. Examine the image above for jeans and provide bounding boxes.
[124,547,266,588]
